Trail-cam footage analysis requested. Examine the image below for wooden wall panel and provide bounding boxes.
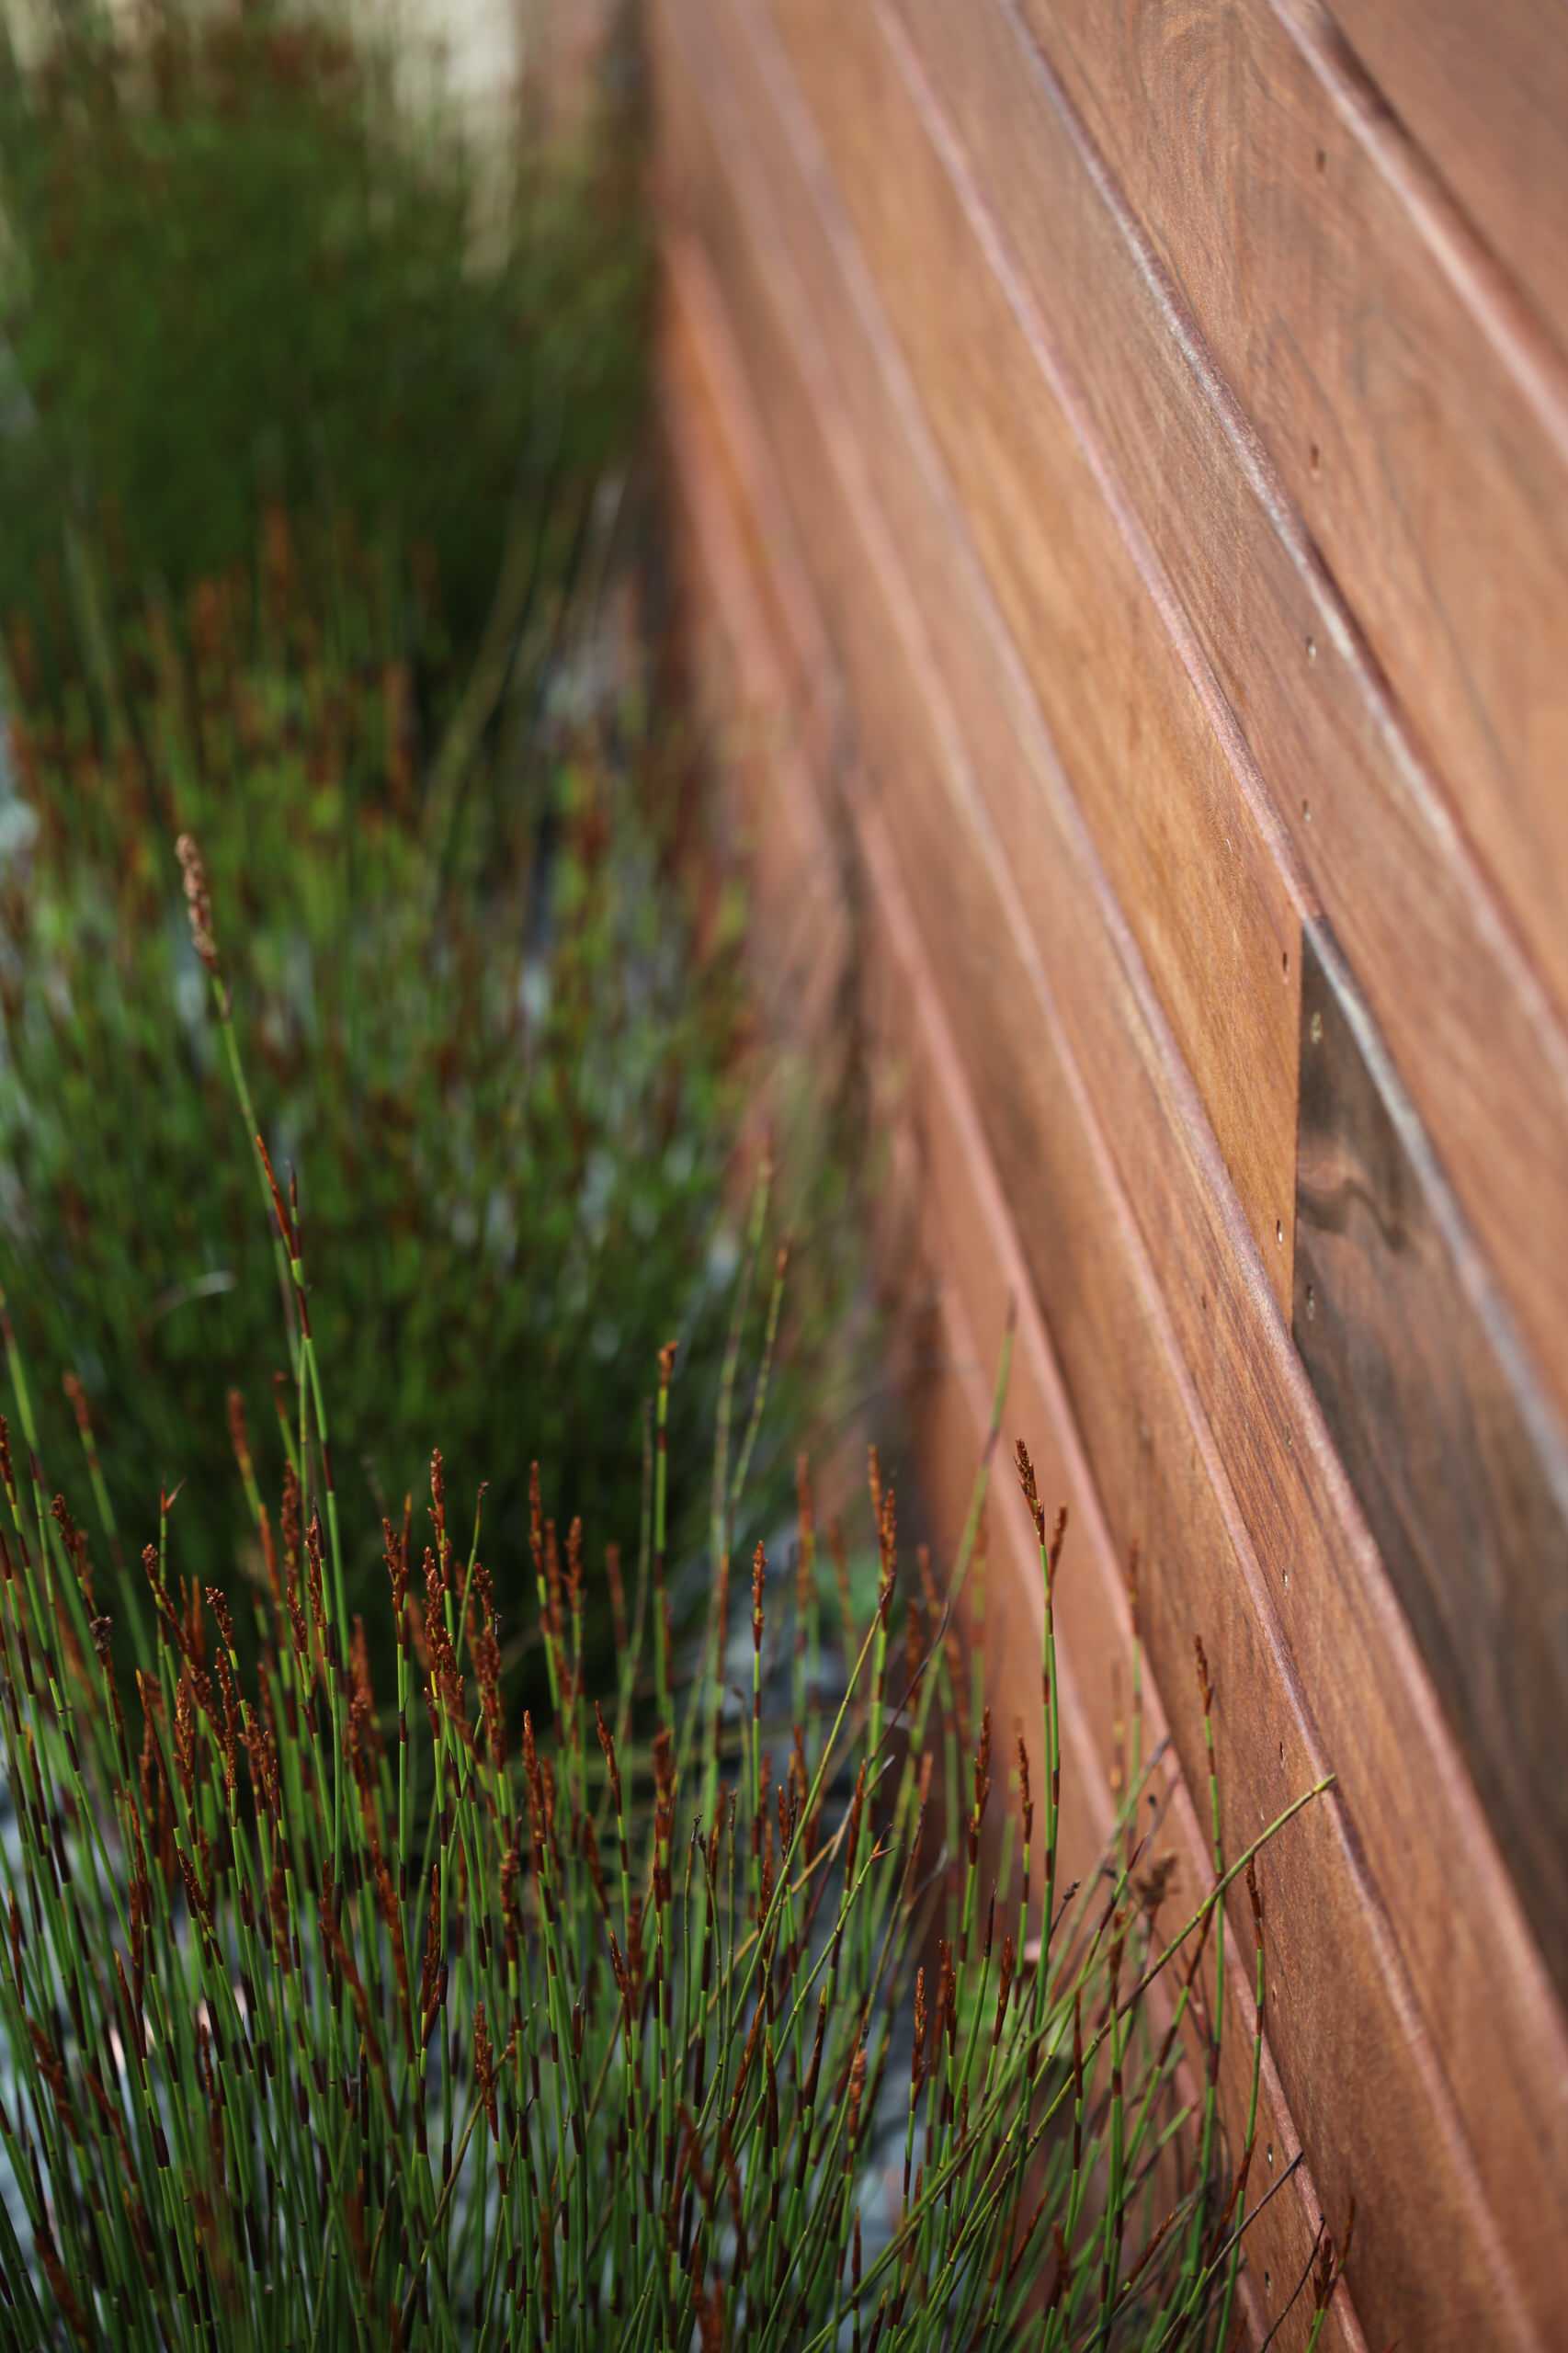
[653,8,1567,2343]
[660,236,1352,2352]
[1330,0,1568,358]
[884,0,1568,1959]
[1292,925,1568,1938]
[1021,0,1568,1067]
[766,0,1305,1314]
[893,0,1568,1444]
[653,0,1568,2339]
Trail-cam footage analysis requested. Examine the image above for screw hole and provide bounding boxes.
[1267,2143,1275,2169]
[1315,147,1326,173]
[1305,634,1318,662]
[1309,440,1322,474]
[1282,947,1290,979]
[1301,798,1312,824]
[1275,1218,1284,1245]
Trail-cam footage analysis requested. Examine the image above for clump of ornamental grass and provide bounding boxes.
[0,527,824,1724]
[0,0,643,686]
[0,846,1342,2347]
[0,0,857,1733]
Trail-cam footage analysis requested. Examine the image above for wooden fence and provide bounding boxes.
[649,3,1568,2343]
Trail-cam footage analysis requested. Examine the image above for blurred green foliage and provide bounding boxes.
[0,0,644,686]
[0,537,760,1710]
[0,1,846,1719]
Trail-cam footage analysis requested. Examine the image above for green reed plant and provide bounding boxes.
[0,534,779,1721]
[0,0,642,693]
[0,0,809,1725]
[0,841,1345,2347]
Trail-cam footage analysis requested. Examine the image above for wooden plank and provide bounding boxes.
[1330,0,1568,361]
[658,414,848,1043]
[760,0,1568,2006]
[892,1075,1310,2353]
[887,0,1568,1523]
[1016,0,1568,1071]
[655,189,846,785]
[651,12,1568,2344]
[1293,925,1568,1963]
[763,0,1305,1316]
[659,260,1356,2344]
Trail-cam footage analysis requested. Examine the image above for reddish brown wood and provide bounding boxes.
[1292,924,1568,1977]
[766,0,1306,1315]
[1330,0,1568,358]
[892,0,1568,1444]
[1016,0,1568,1084]
[660,242,1354,2345]
[652,6,1568,2340]
[777,0,1568,1995]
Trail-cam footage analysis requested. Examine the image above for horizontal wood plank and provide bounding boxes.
[1017,0,1568,1066]
[765,0,1305,1314]
[659,249,1353,2344]
[653,9,1568,2342]
[1330,0,1568,359]
[1292,926,1568,1959]
[889,0,1568,1492]
[868,0,1568,1994]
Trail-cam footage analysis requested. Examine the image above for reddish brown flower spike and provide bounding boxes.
[474,2003,498,2142]
[595,1702,622,1813]
[846,2044,867,2148]
[203,1586,237,1657]
[751,1542,767,1654]
[1014,1439,1044,1543]
[176,833,221,976]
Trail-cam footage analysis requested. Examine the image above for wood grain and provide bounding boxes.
[888,0,1568,1460]
[660,305,849,1045]
[1017,0,1568,1063]
[659,244,1357,2344]
[1293,926,1568,1972]
[764,0,1305,1313]
[1330,0,1568,360]
[652,9,1568,2342]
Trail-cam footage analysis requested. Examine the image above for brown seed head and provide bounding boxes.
[877,1488,897,1622]
[594,1702,622,1813]
[846,2044,867,2148]
[176,834,221,976]
[1014,1439,1044,1543]
[204,1586,237,1657]
[474,2003,498,2141]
